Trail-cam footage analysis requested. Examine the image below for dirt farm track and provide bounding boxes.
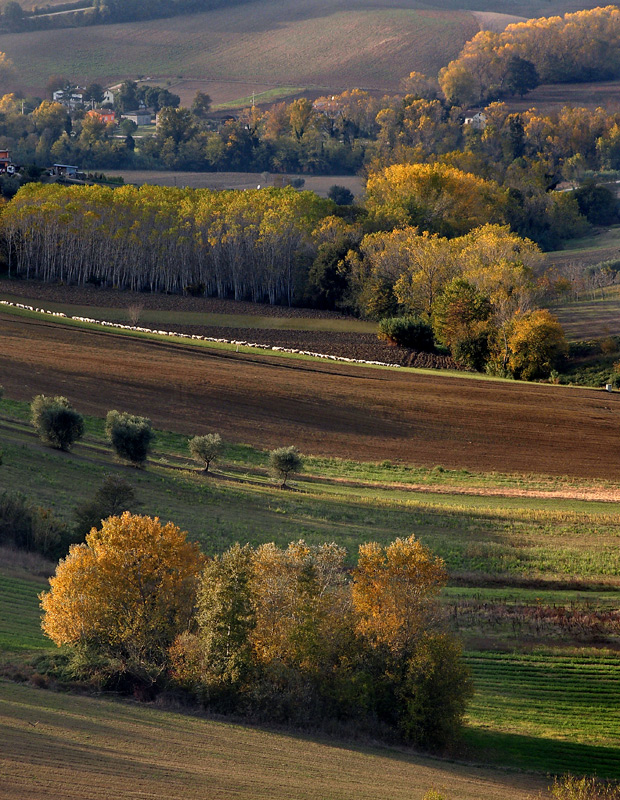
[4,311,620,479]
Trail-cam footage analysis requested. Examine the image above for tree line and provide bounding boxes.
[40,512,471,748]
[2,183,331,304]
[0,0,250,33]
[0,85,616,251]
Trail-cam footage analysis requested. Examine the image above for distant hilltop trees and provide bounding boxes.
[0,0,250,33]
[440,5,620,106]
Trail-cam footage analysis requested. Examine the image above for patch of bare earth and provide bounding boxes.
[3,310,620,479]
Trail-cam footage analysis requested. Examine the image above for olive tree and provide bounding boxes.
[31,395,84,451]
[269,446,303,488]
[105,410,154,466]
[189,433,222,473]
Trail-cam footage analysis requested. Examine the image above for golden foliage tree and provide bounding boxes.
[365,163,505,237]
[40,512,203,684]
[352,535,447,656]
[507,309,568,380]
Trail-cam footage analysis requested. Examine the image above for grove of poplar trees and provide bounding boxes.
[2,183,331,305]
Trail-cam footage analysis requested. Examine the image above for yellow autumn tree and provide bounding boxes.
[352,536,470,747]
[365,162,505,237]
[507,309,568,380]
[352,535,447,655]
[40,512,204,685]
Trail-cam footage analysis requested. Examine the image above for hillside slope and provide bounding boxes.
[0,0,477,96]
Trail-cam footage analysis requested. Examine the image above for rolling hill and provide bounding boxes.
[0,0,610,104]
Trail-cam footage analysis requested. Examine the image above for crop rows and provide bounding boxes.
[0,574,50,651]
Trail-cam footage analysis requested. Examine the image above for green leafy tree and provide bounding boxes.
[504,55,539,97]
[84,83,105,104]
[307,241,351,309]
[116,80,139,112]
[157,107,198,145]
[73,474,137,539]
[31,395,84,451]
[170,543,256,706]
[189,433,222,473]
[327,185,354,205]
[378,315,435,351]
[574,183,619,226]
[432,278,492,370]
[191,91,212,119]
[269,446,303,488]
[105,410,154,466]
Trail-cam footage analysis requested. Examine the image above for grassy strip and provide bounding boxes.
[3,400,620,582]
[464,651,620,777]
[0,571,51,653]
[214,86,307,110]
[0,292,377,332]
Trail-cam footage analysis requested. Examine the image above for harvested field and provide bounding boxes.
[554,294,620,340]
[504,79,620,114]
[0,681,543,800]
[3,309,620,479]
[0,0,479,97]
[102,170,365,198]
[544,226,620,271]
[0,279,454,366]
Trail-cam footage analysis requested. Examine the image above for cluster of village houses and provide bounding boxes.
[0,83,157,180]
[52,84,154,127]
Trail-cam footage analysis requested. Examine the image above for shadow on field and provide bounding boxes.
[464,728,620,778]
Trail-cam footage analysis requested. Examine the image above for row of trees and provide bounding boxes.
[41,514,471,747]
[2,184,332,304]
[439,6,620,106]
[30,393,305,484]
[0,0,249,33]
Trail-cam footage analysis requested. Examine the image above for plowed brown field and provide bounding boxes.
[3,311,619,478]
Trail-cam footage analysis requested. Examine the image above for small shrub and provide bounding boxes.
[600,336,619,355]
[105,410,154,466]
[126,304,143,326]
[31,395,84,451]
[269,446,303,488]
[74,474,138,538]
[328,185,355,205]
[0,491,72,559]
[189,433,222,473]
[378,315,435,351]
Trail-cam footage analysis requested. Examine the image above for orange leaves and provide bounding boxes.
[40,512,204,667]
[352,536,447,655]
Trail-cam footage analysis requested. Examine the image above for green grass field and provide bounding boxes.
[0,570,52,653]
[465,651,620,777]
[4,397,620,582]
[2,393,620,782]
